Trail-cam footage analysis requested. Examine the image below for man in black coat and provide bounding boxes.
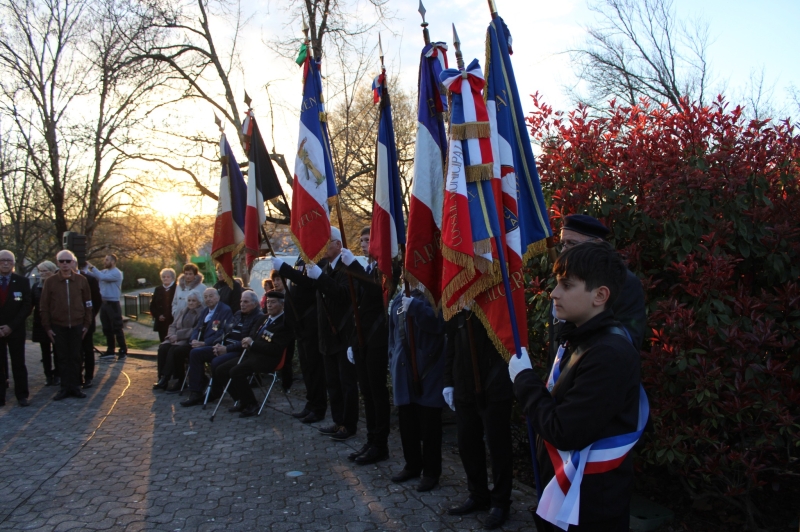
[77,263,103,388]
[343,227,392,465]
[510,241,641,532]
[281,259,327,424]
[214,264,243,315]
[444,309,514,529]
[549,215,646,361]
[0,250,32,407]
[274,226,359,442]
[223,291,294,418]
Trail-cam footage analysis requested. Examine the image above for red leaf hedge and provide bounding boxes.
[525,94,799,510]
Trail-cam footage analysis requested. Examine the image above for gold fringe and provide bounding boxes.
[471,304,514,362]
[327,196,339,207]
[290,232,327,265]
[319,112,328,123]
[403,269,441,317]
[465,163,494,182]
[210,242,245,289]
[473,238,492,257]
[522,238,549,264]
[449,121,491,140]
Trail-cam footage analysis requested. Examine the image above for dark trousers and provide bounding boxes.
[322,349,359,433]
[52,325,84,392]
[355,344,390,448]
[0,336,28,400]
[39,338,58,378]
[455,399,513,509]
[81,321,96,381]
[226,354,282,406]
[161,344,192,380]
[298,334,326,417]
[280,340,294,390]
[100,301,127,354]
[398,403,443,479]
[187,347,238,393]
[533,507,630,532]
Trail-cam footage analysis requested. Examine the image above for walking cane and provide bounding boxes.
[210,347,249,422]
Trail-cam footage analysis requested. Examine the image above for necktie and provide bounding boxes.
[0,277,7,289]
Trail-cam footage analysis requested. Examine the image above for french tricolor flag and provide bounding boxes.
[404,42,448,308]
[369,70,406,278]
[291,55,338,264]
[211,133,247,286]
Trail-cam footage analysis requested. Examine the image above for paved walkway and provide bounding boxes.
[0,344,537,531]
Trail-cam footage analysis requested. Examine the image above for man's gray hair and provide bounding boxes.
[241,290,259,305]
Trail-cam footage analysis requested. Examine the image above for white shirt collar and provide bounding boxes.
[329,253,341,270]
[266,311,284,323]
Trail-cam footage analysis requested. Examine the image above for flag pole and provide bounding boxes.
[481,2,544,497]
[304,16,365,349]
[418,1,430,45]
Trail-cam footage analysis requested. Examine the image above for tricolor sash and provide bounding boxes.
[538,344,649,529]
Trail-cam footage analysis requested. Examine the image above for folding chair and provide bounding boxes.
[257,348,288,416]
[209,348,249,422]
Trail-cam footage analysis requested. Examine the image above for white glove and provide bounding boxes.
[347,346,355,364]
[340,248,355,266]
[401,296,413,314]
[508,347,532,383]
[307,264,322,279]
[272,257,284,271]
[442,387,455,411]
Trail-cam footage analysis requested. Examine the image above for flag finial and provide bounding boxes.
[244,91,252,108]
[487,0,498,17]
[452,24,464,71]
[214,113,223,130]
[378,33,384,70]
[301,13,309,42]
[418,1,430,45]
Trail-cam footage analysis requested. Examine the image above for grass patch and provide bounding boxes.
[92,330,160,350]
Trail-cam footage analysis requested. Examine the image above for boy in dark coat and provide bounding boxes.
[509,241,644,532]
[388,289,446,492]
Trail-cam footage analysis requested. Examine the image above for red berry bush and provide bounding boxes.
[525,95,799,527]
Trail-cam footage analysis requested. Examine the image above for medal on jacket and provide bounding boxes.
[13,292,21,301]
[261,329,274,342]
[212,319,220,332]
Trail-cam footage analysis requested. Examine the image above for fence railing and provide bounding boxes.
[123,291,154,321]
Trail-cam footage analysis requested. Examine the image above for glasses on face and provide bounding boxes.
[58,259,73,264]
[0,259,13,263]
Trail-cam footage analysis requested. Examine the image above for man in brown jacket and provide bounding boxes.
[40,250,94,400]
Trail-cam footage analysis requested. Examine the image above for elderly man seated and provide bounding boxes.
[177,287,233,406]
[215,290,293,418]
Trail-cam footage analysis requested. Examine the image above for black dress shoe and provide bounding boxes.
[71,389,87,399]
[153,377,168,390]
[291,408,310,419]
[330,427,356,442]
[483,507,509,530]
[239,404,259,418]
[391,468,420,483]
[18,398,30,407]
[301,412,323,424]
[52,376,61,387]
[229,403,245,413]
[354,446,388,464]
[348,443,371,462]
[53,389,69,401]
[45,375,54,386]
[317,423,340,435]
[82,379,93,389]
[448,497,490,516]
[417,477,438,492]
[180,392,203,407]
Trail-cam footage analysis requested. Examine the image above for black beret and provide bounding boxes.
[265,290,285,300]
[563,214,610,240]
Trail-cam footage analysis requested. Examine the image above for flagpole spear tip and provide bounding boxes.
[213,113,223,131]
[418,1,430,45]
[452,24,465,71]
[378,33,385,70]
[301,13,309,42]
[244,91,252,108]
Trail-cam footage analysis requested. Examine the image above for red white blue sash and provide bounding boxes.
[538,350,649,530]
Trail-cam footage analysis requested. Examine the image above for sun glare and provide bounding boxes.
[150,191,195,219]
